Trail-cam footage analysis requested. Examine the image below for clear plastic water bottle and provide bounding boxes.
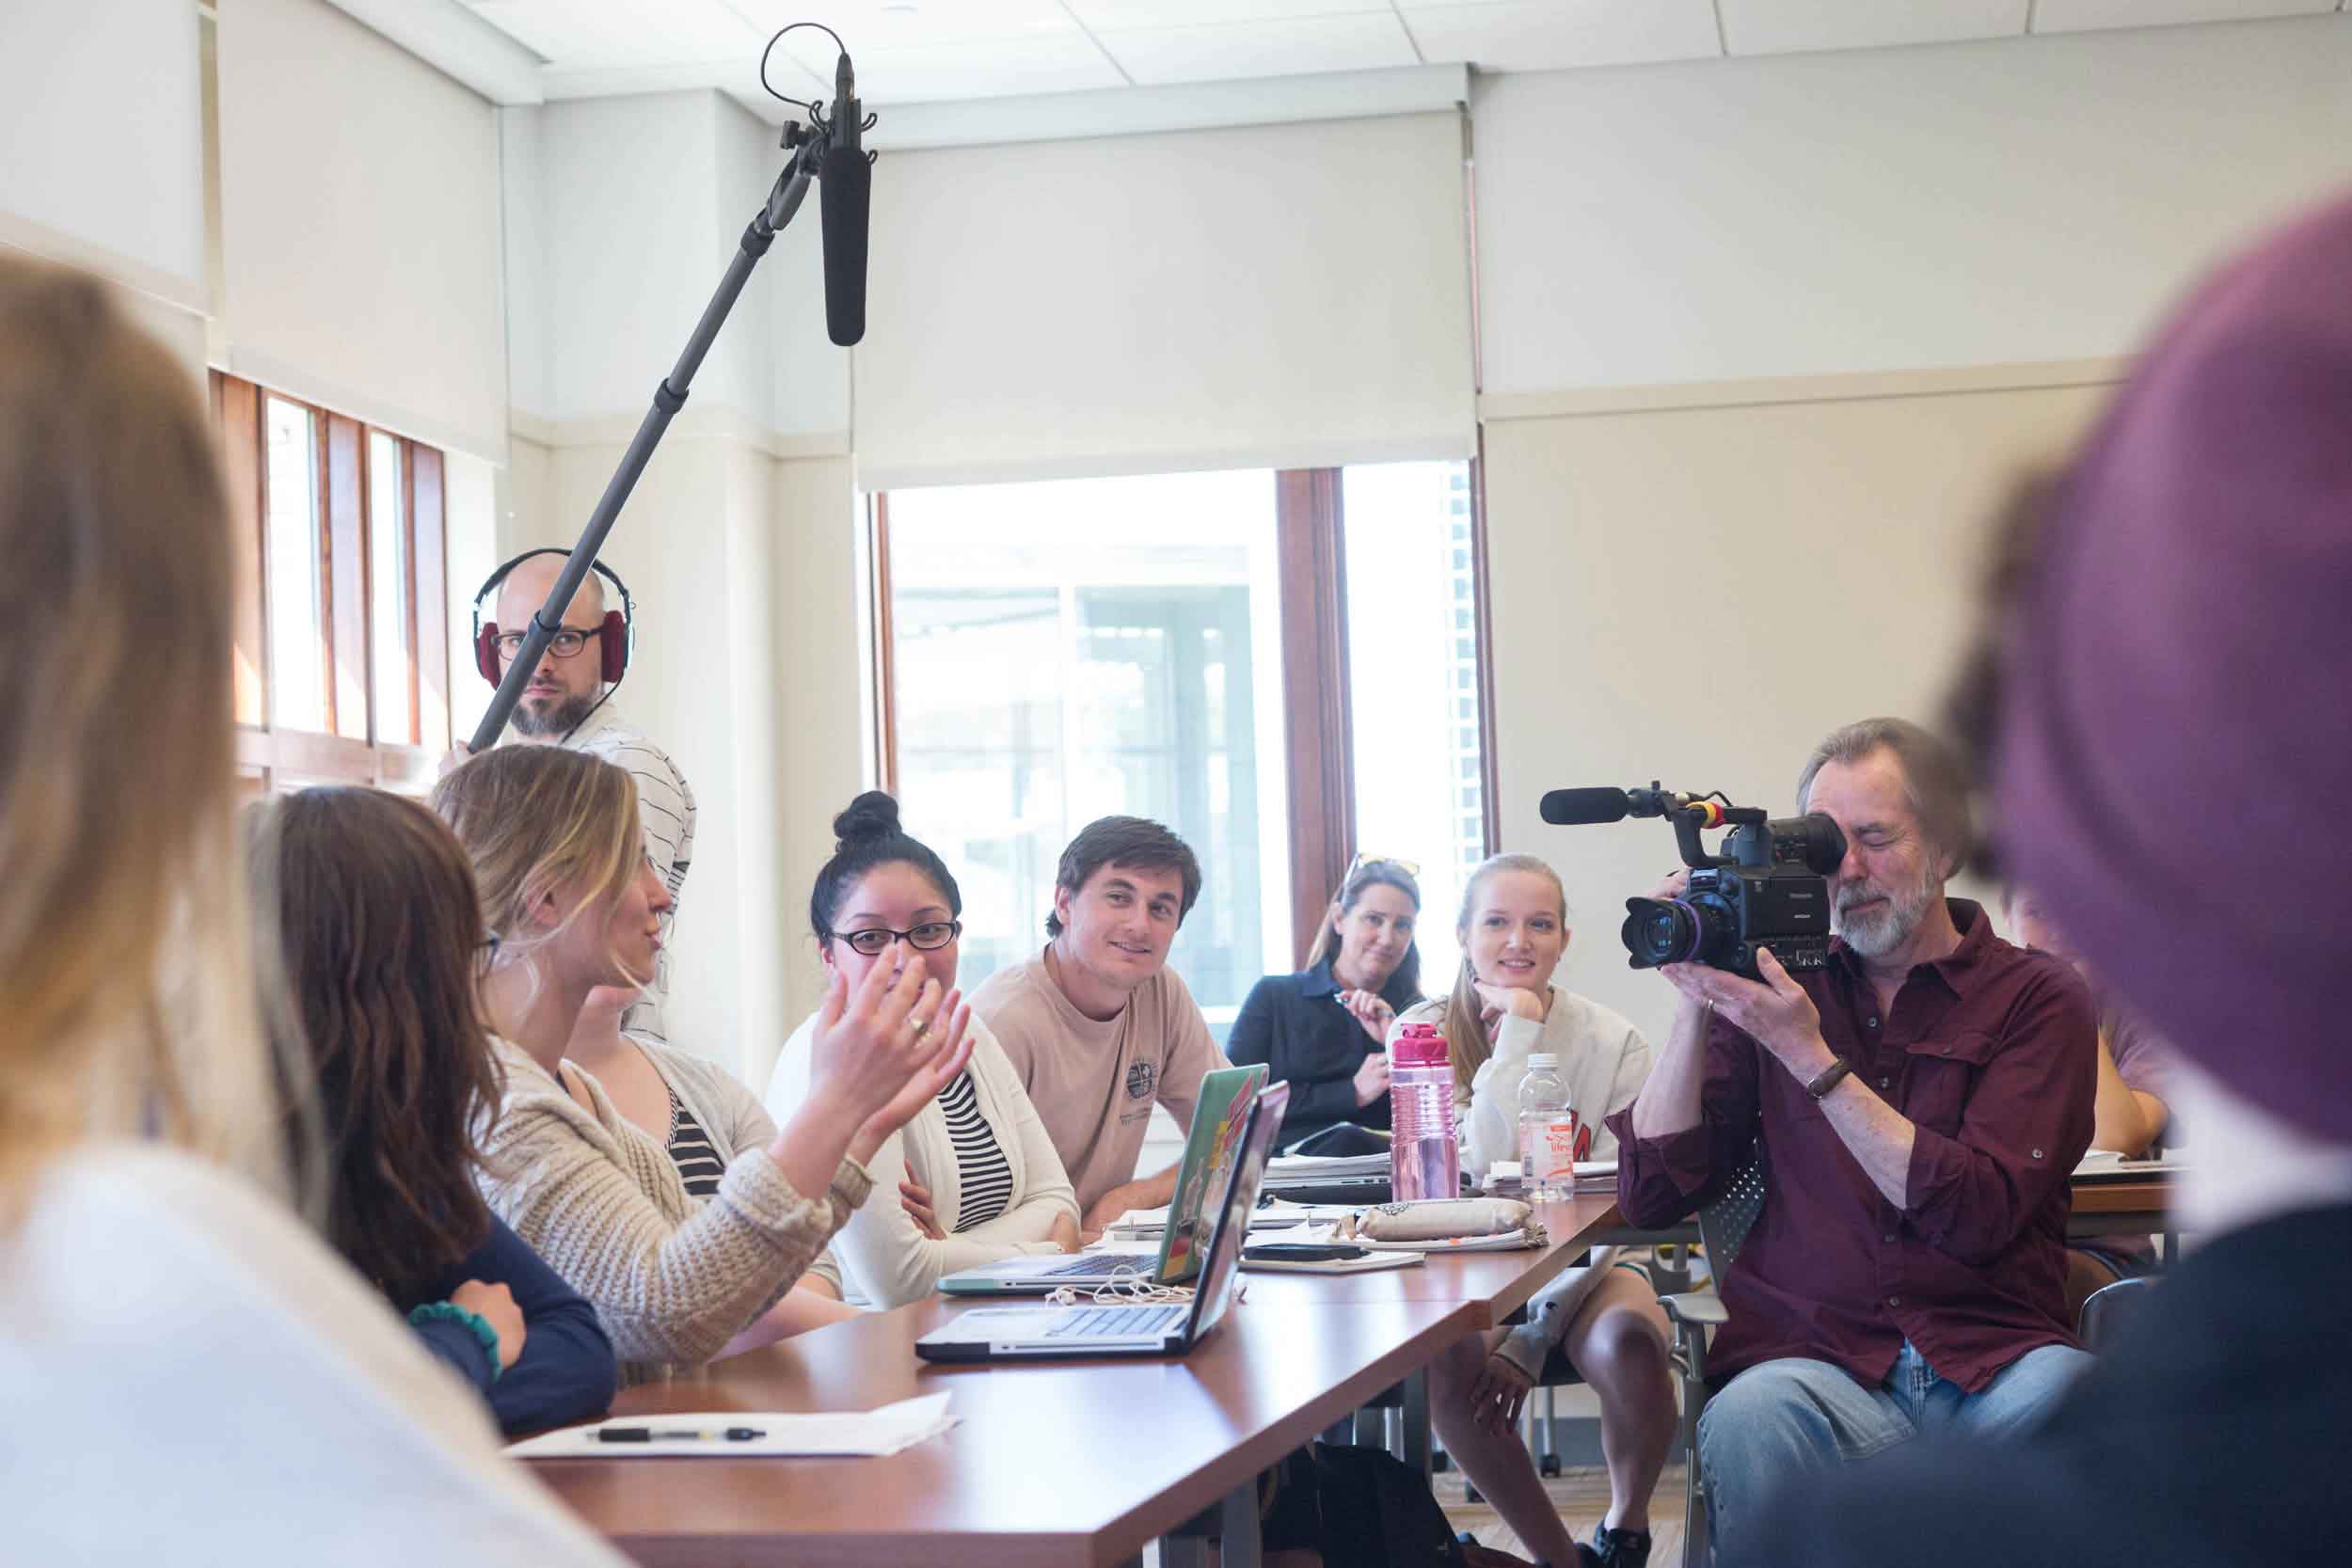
[1517,1052,1581,1202]
[1388,1022,1459,1202]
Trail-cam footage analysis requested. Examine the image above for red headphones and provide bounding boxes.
[469,549,636,688]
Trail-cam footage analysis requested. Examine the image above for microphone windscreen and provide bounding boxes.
[819,142,869,347]
[1539,787,1631,826]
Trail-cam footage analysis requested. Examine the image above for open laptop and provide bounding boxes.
[914,1081,1287,1363]
[936,1063,1268,1295]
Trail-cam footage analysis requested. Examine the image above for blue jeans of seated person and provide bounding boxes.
[1697,1341,2090,1554]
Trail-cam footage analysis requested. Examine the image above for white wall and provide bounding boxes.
[215,0,507,460]
[0,0,206,371]
[1475,15,2352,399]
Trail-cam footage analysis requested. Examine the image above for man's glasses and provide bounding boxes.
[1343,851,1422,882]
[835,921,961,957]
[494,626,601,659]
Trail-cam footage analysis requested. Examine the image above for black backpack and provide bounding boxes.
[1263,1441,1471,1568]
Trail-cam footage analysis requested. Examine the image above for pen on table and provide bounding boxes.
[596,1426,766,1443]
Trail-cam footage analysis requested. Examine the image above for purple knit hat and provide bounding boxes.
[1994,192,2352,1143]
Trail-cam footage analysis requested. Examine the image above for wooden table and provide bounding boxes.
[1241,1190,1625,1327]
[530,1293,1475,1568]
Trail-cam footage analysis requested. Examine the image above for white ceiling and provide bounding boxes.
[427,0,2346,121]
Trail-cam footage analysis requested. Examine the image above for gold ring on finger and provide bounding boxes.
[911,1016,930,1036]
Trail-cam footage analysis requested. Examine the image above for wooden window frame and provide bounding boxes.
[213,371,450,795]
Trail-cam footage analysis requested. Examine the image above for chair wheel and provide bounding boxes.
[1538,1455,1563,1478]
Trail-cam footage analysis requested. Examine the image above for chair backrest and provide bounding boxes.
[1695,1139,1768,1275]
[2077,1274,2158,1354]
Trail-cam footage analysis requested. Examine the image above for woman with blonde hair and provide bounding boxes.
[435,746,971,1376]
[1394,853,1672,1568]
[0,257,620,1562]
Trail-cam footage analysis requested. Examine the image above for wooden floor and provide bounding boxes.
[1437,1462,1689,1568]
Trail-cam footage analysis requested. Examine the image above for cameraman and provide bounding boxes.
[1608,717,2096,1558]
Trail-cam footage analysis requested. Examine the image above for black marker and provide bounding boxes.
[596,1426,765,1443]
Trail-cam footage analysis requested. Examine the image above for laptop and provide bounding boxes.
[936,1063,1268,1295]
[914,1081,1288,1363]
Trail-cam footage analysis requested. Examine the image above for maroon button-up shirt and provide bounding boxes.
[1608,899,2095,1394]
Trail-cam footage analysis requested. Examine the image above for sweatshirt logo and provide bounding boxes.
[1126,1060,1157,1101]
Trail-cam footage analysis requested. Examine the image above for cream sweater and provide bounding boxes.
[765,1012,1079,1308]
[3,1142,623,1566]
[479,1040,870,1379]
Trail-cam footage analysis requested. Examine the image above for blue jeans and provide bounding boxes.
[1696,1342,2090,1553]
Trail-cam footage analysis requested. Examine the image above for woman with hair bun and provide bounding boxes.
[766,792,1081,1308]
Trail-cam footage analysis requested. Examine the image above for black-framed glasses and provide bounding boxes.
[493,626,601,659]
[834,920,961,957]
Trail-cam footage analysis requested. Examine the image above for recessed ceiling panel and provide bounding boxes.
[2031,0,2338,33]
[1103,13,1419,86]
[1401,0,1721,73]
[469,0,760,69]
[1718,0,2028,57]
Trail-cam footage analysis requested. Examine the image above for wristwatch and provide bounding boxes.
[1803,1057,1853,1100]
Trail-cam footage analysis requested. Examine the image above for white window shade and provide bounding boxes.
[216,0,505,462]
[855,111,1474,491]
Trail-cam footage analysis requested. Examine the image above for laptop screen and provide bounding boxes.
[1184,1081,1290,1342]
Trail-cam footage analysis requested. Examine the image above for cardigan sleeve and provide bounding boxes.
[479,1091,869,1370]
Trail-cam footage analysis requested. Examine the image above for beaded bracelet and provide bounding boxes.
[409,1301,504,1383]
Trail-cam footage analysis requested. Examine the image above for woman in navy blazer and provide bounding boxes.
[1228,857,1423,1148]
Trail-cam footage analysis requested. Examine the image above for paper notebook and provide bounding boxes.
[1239,1249,1423,1275]
[507,1394,956,1459]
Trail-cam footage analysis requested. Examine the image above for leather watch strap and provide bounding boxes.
[1803,1057,1853,1100]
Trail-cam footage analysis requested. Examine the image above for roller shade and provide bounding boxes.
[855,110,1474,490]
[216,0,505,460]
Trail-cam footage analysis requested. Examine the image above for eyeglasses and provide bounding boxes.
[834,920,961,957]
[493,626,601,660]
[1343,851,1422,882]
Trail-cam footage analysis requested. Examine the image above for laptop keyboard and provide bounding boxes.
[1043,1305,1188,1338]
[1034,1255,1135,1278]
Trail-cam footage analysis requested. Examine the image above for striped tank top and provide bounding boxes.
[938,1070,1013,1230]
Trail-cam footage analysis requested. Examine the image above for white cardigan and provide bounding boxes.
[765,1011,1079,1308]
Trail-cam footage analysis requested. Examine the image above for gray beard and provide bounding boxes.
[512,689,597,738]
[1834,865,1941,959]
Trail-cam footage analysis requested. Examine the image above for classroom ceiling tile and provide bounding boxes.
[1100,12,1420,86]
[721,0,1081,50]
[1399,0,1723,73]
[1718,0,2027,57]
[1069,0,1382,25]
[769,31,1132,103]
[467,0,760,69]
[2030,0,2341,33]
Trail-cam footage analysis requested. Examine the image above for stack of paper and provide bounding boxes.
[1267,1151,1390,1178]
[1106,1198,1360,1238]
[507,1394,957,1459]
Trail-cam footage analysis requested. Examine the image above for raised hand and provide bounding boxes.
[808,953,954,1124]
[1340,988,1397,1045]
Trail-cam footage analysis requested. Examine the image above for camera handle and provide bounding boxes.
[1670,804,1767,871]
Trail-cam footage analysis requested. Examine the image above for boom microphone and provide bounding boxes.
[1539,787,1632,826]
[819,50,869,346]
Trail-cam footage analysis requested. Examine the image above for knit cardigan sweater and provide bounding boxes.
[478,1040,870,1379]
[765,1012,1079,1308]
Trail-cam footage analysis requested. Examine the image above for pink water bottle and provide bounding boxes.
[1389,1022,1460,1201]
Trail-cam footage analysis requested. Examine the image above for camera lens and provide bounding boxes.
[1622,896,1703,969]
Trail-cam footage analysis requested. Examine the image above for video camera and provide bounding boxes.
[1538,784,1848,981]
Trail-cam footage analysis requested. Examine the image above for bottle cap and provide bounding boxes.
[1528,1053,1560,1069]
[1391,1021,1449,1069]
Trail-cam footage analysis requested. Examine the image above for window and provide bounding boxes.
[213,372,450,794]
[876,458,1495,1031]
[1341,460,1488,987]
[882,471,1293,1039]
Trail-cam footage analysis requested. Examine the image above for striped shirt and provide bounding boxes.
[560,703,694,1046]
[665,1087,725,1198]
[937,1071,1014,1230]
